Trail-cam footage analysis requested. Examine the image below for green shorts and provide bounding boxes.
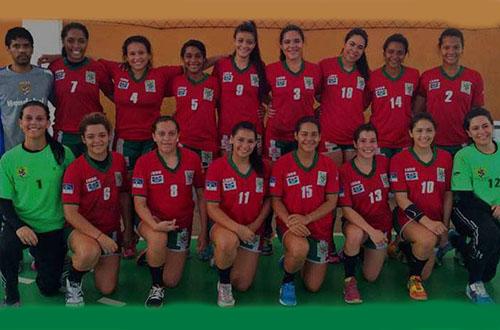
[378,147,403,159]
[277,228,329,264]
[167,228,191,252]
[115,138,155,170]
[239,234,262,253]
[56,131,84,158]
[267,139,297,161]
[182,145,215,169]
[67,228,122,257]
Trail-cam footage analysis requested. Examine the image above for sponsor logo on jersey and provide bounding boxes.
[18,81,32,95]
[375,86,388,98]
[317,171,327,186]
[389,172,398,182]
[115,172,123,187]
[276,76,287,88]
[150,171,164,185]
[437,167,446,182]
[351,181,365,195]
[269,176,277,188]
[304,77,314,90]
[256,177,264,193]
[380,173,390,188]
[185,170,194,185]
[250,74,259,87]
[339,186,345,198]
[404,168,418,181]
[54,69,65,81]
[327,74,338,85]
[476,167,486,179]
[118,78,129,90]
[145,80,156,93]
[62,183,74,194]
[460,81,472,95]
[132,178,144,189]
[16,166,28,178]
[453,171,461,176]
[177,86,187,97]
[206,180,218,191]
[356,76,365,90]
[405,83,414,96]
[85,71,96,84]
[85,177,101,192]
[222,72,233,83]
[429,79,440,90]
[203,88,214,101]
[223,177,237,191]
[286,173,300,186]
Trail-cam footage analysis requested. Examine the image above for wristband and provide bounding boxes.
[404,204,424,222]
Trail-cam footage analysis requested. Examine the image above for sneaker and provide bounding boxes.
[343,277,363,304]
[123,245,137,259]
[65,279,84,307]
[279,282,297,306]
[1,298,20,308]
[454,250,466,267]
[198,244,214,262]
[145,285,165,308]
[217,281,235,307]
[261,237,273,256]
[407,275,428,301]
[466,282,494,304]
[136,249,147,267]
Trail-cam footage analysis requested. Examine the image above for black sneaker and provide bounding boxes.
[145,285,165,308]
[1,298,20,308]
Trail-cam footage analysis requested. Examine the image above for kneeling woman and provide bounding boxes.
[132,116,206,307]
[339,124,392,304]
[390,113,452,300]
[62,113,131,307]
[270,116,339,306]
[205,121,271,307]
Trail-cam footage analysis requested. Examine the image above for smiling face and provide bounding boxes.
[466,115,493,147]
[234,31,256,60]
[182,45,204,75]
[342,34,366,65]
[230,128,256,160]
[354,130,378,159]
[280,30,304,62]
[295,122,320,153]
[7,37,33,67]
[19,105,50,140]
[125,42,151,73]
[440,36,463,66]
[153,120,179,155]
[383,41,406,70]
[410,119,436,149]
[63,28,88,63]
[82,124,110,159]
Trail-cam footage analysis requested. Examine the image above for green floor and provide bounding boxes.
[1,237,499,330]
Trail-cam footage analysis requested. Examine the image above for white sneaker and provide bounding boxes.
[217,281,235,307]
[65,279,84,307]
[145,285,165,308]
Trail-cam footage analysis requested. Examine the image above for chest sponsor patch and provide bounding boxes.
[276,76,287,88]
[62,183,74,194]
[222,72,233,83]
[380,173,390,188]
[18,80,31,95]
[286,174,300,186]
[327,74,338,85]
[460,80,472,95]
[55,69,65,81]
[85,71,96,84]
[269,176,277,188]
[375,86,388,98]
[317,171,327,186]
[339,186,345,198]
[114,172,123,187]
[256,177,264,193]
[185,170,194,185]
[223,177,237,191]
[429,79,440,91]
[145,79,156,93]
[304,77,314,90]
[437,167,446,182]
[177,86,187,97]
[118,78,129,90]
[389,172,398,182]
[132,178,144,189]
[150,171,164,185]
[405,82,414,96]
[356,76,365,90]
[205,180,218,191]
[250,74,259,87]
[351,182,365,195]
[85,177,101,192]
[404,168,418,181]
[203,88,214,101]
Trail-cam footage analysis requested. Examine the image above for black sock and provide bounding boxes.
[68,266,87,283]
[148,265,164,286]
[409,255,428,277]
[282,270,295,284]
[217,266,232,284]
[344,253,359,278]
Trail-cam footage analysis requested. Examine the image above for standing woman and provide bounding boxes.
[205,121,271,307]
[451,108,499,304]
[414,28,484,155]
[0,101,74,306]
[62,113,131,307]
[319,28,371,166]
[49,22,114,157]
[265,24,321,162]
[368,33,419,158]
[270,116,339,306]
[132,116,206,307]
[212,21,269,154]
[339,123,391,304]
[169,39,220,169]
[390,113,452,300]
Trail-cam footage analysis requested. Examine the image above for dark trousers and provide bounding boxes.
[0,224,66,303]
[451,206,500,284]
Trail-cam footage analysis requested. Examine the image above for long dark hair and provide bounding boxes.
[279,24,305,62]
[343,28,370,80]
[20,101,66,165]
[60,22,89,58]
[121,35,153,71]
[231,121,263,175]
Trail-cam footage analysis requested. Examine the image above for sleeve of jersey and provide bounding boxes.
[314,65,322,95]
[444,153,453,191]
[269,161,284,197]
[417,74,427,97]
[165,75,177,98]
[263,161,272,197]
[0,123,4,156]
[472,72,485,107]
[338,167,352,207]
[0,159,14,199]
[61,164,81,205]
[451,151,473,191]
[159,65,183,84]
[95,61,114,98]
[119,156,130,193]
[325,160,340,194]
[131,158,148,197]
[192,153,204,189]
[389,156,407,192]
[97,59,120,79]
[211,60,221,79]
[63,146,76,169]
[204,163,221,202]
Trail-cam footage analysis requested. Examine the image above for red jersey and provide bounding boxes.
[418,66,484,146]
[368,66,420,149]
[100,59,182,141]
[131,148,203,230]
[205,156,269,227]
[319,56,370,146]
[265,60,321,142]
[168,74,220,152]
[50,57,113,134]
[338,155,392,232]
[270,151,339,241]
[62,152,128,234]
[390,147,452,222]
[212,56,265,137]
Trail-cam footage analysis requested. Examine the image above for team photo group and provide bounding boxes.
[0,20,498,308]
